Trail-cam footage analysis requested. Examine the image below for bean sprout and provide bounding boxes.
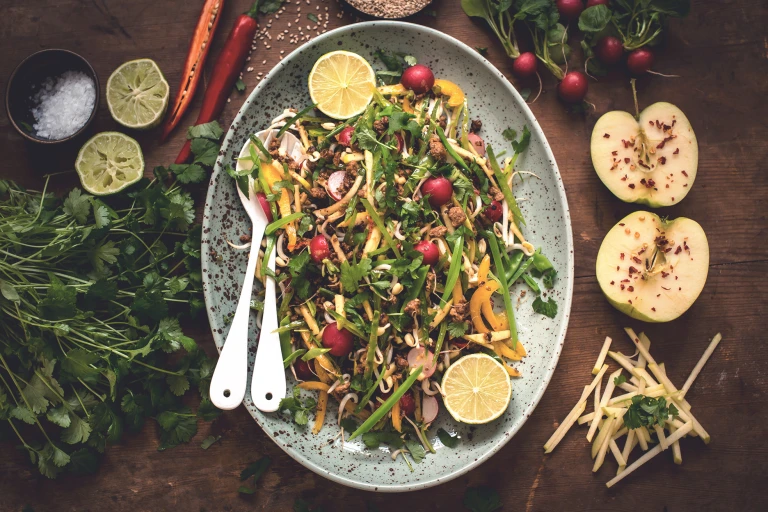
[393,222,405,241]
[276,233,288,261]
[374,346,384,365]
[226,239,251,250]
[337,393,358,424]
[386,345,394,365]
[327,380,341,394]
[469,195,483,219]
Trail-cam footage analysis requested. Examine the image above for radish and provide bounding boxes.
[627,48,654,75]
[398,393,416,417]
[401,64,435,94]
[557,71,588,103]
[512,52,537,78]
[586,0,609,6]
[407,347,436,378]
[484,200,503,222]
[394,132,404,153]
[336,125,354,146]
[467,132,486,156]
[421,176,453,207]
[309,235,330,263]
[422,395,439,424]
[255,192,273,222]
[321,322,354,357]
[293,359,314,381]
[326,170,347,201]
[556,0,584,20]
[596,36,624,65]
[414,240,440,266]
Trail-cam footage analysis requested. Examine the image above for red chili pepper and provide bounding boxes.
[161,0,226,142]
[175,1,262,164]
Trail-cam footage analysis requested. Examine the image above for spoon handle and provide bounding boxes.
[210,222,265,410]
[251,244,286,412]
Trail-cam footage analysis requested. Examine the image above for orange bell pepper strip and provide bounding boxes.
[452,280,464,304]
[433,79,465,108]
[392,382,402,433]
[262,160,297,249]
[312,390,328,434]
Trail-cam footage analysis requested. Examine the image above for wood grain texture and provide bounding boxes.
[1,0,767,511]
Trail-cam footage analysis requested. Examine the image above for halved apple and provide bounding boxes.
[596,211,709,322]
[591,102,698,207]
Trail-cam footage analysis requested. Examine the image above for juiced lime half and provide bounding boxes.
[75,132,144,195]
[106,58,169,130]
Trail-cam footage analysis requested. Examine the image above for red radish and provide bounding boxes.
[401,64,435,94]
[398,392,416,417]
[558,71,588,103]
[467,132,486,156]
[414,240,440,266]
[453,340,468,349]
[394,132,405,153]
[512,52,537,78]
[484,200,503,222]
[627,48,654,75]
[421,395,439,423]
[336,125,354,146]
[407,347,436,378]
[326,170,347,201]
[596,36,624,65]
[556,0,584,20]
[309,235,331,263]
[293,359,315,381]
[586,0,609,6]
[255,192,273,222]
[321,322,354,357]
[421,176,454,207]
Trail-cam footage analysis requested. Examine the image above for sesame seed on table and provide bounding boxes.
[0,0,767,511]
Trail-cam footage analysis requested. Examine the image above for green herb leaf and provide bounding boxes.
[624,395,679,430]
[447,322,468,338]
[532,296,558,318]
[340,258,372,292]
[578,4,612,32]
[187,121,223,140]
[437,428,460,448]
[301,347,331,361]
[259,0,285,14]
[614,374,627,386]
[405,440,426,463]
[307,13,319,23]
[235,78,246,92]
[238,456,271,494]
[201,435,222,450]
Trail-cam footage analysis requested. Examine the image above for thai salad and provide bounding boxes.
[228,51,557,466]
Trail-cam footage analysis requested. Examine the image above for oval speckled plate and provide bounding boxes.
[202,21,573,492]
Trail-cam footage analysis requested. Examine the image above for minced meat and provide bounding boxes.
[450,299,470,322]
[345,160,360,176]
[489,186,505,202]
[438,114,447,129]
[373,116,389,135]
[429,225,448,238]
[429,135,447,161]
[470,119,482,133]
[309,187,327,199]
[404,298,421,315]
[448,206,467,227]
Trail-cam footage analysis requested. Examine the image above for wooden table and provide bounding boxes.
[1,1,767,510]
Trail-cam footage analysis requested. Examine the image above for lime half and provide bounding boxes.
[441,353,512,424]
[75,132,144,195]
[106,59,169,130]
[308,51,375,119]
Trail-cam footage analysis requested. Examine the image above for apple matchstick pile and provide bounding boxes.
[544,328,723,488]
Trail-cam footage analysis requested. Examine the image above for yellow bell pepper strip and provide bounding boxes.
[515,340,527,357]
[433,79,465,108]
[504,365,522,377]
[299,381,331,392]
[482,301,503,331]
[452,279,464,304]
[314,359,333,385]
[377,83,407,96]
[392,381,402,433]
[477,254,491,283]
[402,95,414,114]
[262,160,297,250]
[470,280,499,333]
[492,340,522,361]
[349,366,423,441]
[313,390,328,434]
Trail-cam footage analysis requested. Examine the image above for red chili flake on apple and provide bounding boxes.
[603,133,610,138]
[681,170,688,177]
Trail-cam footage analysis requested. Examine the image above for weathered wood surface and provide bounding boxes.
[1,0,767,510]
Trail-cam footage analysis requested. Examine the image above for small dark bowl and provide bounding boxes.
[5,49,100,144]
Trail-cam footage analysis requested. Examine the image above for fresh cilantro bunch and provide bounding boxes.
[624,395,679,430]
[0,123,223,478]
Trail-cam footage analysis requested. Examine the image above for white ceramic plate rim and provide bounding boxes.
[203,20,574,492]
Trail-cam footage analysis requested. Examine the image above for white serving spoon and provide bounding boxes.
[210,129,303,411]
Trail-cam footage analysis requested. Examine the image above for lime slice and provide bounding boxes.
[75,132,144,195]
[441,353,512,424]
[308,51,375,119]
[106,59,169,130]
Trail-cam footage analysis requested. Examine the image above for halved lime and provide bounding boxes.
[106,59,169,130]
[308,51,375,119]
[75,132,144,195]
[441,353,512,424]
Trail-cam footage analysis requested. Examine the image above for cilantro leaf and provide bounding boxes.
[624,395,679,430]
[200,435,222,450]
[187,121,223,140]
[340,258,372,291]
[405,440,426,463]
[542,269,557,289]
[171,162,207,184]
[512,125,531,154]
[614,374,627,386]
[447,322,468,338]
[437,428,460,448]
[388,112,421,139]
[90,240,120,273]
[307,13,319,23]
[463,486,503,512]
[259,0,285,15]
[532,296,558,318]
[502,128,517,141]
[353,125,381,152]
[234,78,246,92]
[63,189,91,224]
[39,276,77,320]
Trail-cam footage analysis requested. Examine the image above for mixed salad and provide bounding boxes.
[229,51,558,464]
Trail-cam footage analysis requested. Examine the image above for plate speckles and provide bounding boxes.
[201,22,574,492]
